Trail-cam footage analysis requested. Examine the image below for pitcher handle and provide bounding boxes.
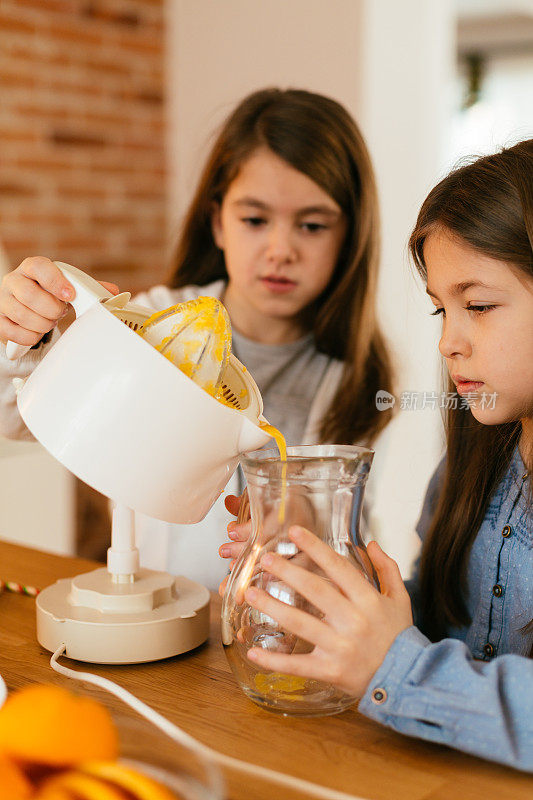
[6,261,116,360]
[236,488,250,525]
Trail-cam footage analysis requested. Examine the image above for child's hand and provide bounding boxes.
[0,257,119,347]
[244,526,413,698]
[218,494,252,596]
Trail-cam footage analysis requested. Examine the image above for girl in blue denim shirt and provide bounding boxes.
[223,139,533,770]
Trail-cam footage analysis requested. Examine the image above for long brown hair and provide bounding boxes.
[169,88,393,445]
[409,139,533,642]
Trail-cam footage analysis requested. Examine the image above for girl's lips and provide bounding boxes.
[455,380,484,395]
[260,276,297,294]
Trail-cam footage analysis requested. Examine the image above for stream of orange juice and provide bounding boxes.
[259,422,288,523]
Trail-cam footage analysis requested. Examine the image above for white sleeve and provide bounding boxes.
[133,281,225,310]
[134,471,240,590]
[0,331,60,441]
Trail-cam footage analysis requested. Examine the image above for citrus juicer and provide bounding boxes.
[8,261,271,663]
[137,298,231,399]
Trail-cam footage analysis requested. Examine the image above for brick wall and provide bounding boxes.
[1,0,168,559]
[0,0,168,293]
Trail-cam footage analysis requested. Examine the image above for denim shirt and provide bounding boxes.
[358,447,533,771]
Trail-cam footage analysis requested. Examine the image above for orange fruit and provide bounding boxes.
[81,761,177,799]
[34,784,74,800]
[37,770,126,799]
[0,684,118,767]
[0,753,32,799]
[36,763,178,800]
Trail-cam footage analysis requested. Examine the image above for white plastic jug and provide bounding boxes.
[12,262,271,523]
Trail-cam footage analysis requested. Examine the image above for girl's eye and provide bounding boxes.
[300,222,327,233]
[430,304,497,317]
[467,304,496,314]
[241,217,266,227]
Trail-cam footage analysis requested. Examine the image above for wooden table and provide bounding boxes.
[0,541,531,800]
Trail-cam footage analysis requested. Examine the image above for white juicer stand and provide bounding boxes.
[36,503,210,664]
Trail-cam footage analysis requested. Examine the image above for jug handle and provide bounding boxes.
[237,489,250,525]
[5,261,116,360]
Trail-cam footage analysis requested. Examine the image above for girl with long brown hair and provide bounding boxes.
[237,140,533,770]
[0,88,393,588]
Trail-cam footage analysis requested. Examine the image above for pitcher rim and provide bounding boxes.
[241,443,374,468]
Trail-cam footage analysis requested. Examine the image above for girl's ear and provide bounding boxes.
[211,202,224,250]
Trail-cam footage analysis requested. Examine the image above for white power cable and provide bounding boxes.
[0,674,7,709]
[51,644,365,800]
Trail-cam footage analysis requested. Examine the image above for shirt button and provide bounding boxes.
[492,584,503,597]
[483,643,495,658]
[501,525,512,538]
[371,687,388,705]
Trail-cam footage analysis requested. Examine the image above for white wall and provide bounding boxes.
[166,0,365,225]
[448,52,533,165]
[166,0,455,573]
[355,1,454,569]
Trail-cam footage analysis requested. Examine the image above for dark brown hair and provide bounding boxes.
[409,138,533,642]
[169,88,393,445]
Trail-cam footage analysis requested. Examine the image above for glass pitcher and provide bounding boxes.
[221,444,376,717]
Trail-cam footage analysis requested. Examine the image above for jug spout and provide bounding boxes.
[237,416,271,456]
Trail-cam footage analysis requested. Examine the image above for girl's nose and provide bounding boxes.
[438,318,472,360]
[266,224,296,264]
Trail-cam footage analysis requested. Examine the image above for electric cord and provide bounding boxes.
[0,674,6,709]
[51,644,364,800]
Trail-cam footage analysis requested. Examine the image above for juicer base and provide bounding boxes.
[36,567,210,663]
